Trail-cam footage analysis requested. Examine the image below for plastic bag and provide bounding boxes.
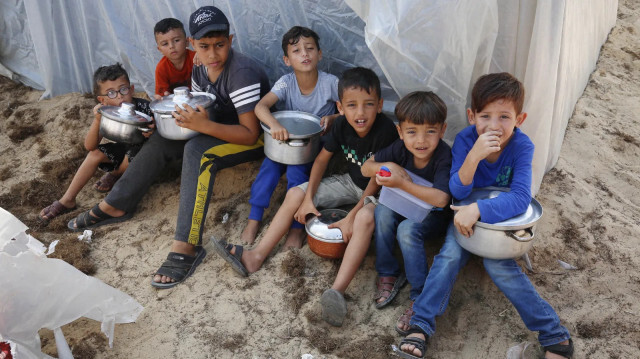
[0,207,143,358]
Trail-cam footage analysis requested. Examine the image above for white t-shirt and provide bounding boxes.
[271,70,339,117]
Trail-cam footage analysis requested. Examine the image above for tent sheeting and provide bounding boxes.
[0,0,617,193]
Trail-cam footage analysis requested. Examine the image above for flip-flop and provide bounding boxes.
[320,288,347,327]
[211,238,248,277]
[374,272,407,309]
[151,246,206,289]
[67,204,133,232]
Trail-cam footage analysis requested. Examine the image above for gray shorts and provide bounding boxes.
[297,173,377,208]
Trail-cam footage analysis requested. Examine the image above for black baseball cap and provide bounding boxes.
[189,6,230,39]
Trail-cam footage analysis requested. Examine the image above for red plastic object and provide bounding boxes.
[0,342,12,359]
[377,165,391,177]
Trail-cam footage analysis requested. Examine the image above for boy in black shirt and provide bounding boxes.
[212,67,398,327]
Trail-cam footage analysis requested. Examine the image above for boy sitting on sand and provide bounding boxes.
[212,67,398,327]
[395,73,573,359]
[360,91,452,335]
[39,63,153,220]
[153,18,195,98]
[241,26,339,245]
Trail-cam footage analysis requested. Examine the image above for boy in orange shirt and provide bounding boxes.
[154,18,195,97]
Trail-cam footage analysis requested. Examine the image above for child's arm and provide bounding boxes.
[255,92,290,140]
[327,177,380,243]
[174,105,261,145]
[293,148,333,224]
[84,104,103,151]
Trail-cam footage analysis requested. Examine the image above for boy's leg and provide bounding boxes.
[243,157,286,244]
[281,162,313,249]
[154,134,263,284]
[373,204,404,306]
[483,258,571,347]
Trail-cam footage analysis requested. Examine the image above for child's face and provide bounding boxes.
[397,121,447,168]
[155,29,188,63]
[97,75,134,106]
[190,35,233,75]
[337,86,383,138]
[467,99,526,148]
[283,36,321,73]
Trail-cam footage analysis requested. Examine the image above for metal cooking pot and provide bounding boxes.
[453,187,543,259]
[305,208,348,259]
[99,102,153,144]
[261,111,323,165]
[150,87,216,140]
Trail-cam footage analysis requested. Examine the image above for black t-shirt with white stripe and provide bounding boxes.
[191,49,270,125]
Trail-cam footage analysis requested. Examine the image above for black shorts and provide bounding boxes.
[97,142,143,172]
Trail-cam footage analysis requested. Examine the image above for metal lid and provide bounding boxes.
[261,110,323,139]
[452,187,543,230]
[305,208,348,242]
[98,102,152,125]
[150,86,216,114]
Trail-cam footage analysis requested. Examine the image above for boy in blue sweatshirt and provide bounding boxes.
[396,73,573,359]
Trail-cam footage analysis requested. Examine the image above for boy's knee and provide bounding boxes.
[87,149,106,162]
[355,204,375,225]
[284,186,305,204]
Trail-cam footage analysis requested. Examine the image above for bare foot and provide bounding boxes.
[240,219,260,245]
[545,340,571,359]
[152,241,196,284]
[281,228,305,250]
[400,332,425,358]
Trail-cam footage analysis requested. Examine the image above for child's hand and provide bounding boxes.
[450,203,481,237]
[269,122,290,141]
[328,215,355,243]
[471,130,502,160]
[141,121,155,138]
[320,115,335,134]
[93,103,103,116]
[374,163,410,188]
[154,92,170,100]
[172,103,208,133]
[294,198,320,224]
[193,52,202,66]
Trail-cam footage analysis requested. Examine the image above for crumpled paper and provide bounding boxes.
[0,207,143,358]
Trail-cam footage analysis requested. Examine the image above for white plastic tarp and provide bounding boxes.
[0,0,617,192]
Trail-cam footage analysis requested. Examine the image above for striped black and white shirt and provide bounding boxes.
[191,49,269,125]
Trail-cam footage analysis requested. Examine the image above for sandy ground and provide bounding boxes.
[1,1,639,358]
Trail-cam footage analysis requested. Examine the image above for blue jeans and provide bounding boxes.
[374,204,450,300]
[410,222,571,346]
[248,157,312,229]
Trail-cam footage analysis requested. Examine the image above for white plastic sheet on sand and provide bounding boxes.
[0,207,143,358]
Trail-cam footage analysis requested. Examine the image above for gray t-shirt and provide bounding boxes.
[271,70,339,117]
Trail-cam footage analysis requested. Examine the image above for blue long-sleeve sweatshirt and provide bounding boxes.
[449,126,533,224]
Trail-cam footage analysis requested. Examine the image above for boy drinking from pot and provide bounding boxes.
[241,26,340,245]
[212,67,398,326]
[154,18,195,97]
[395,73,572,359]
[39,63,153,221]
[360,91,452,336]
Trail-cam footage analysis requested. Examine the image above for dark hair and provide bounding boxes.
[281,26,320,55]
[395,91,447,125]
[338,67,381,101]
[154,18,186,37]
[93,63,129,96]
[200,29,230,39]
[471,72,525,114]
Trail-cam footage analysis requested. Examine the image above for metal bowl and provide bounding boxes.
[98,102,153,144]
[305,208,348,259]
[150,87,216,140]
[453,187,543,259]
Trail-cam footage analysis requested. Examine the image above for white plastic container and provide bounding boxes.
[379,170,434,222]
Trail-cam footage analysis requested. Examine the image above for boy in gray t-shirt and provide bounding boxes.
[242,26,339,246]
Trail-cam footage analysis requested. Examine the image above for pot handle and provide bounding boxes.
[507,228,534,242]
[138,127,153,133]
[285,139,310,147]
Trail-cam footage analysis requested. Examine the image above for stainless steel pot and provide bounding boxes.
[453,187,543,259]
[305,208,348,259]
[261,111,323,165]
[149,87,216,140]
[98,102,153,144]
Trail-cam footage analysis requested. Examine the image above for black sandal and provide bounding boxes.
[67,204,132,232]
[393,326,428,359]
[151,246,207,289]
[543,338,574,358]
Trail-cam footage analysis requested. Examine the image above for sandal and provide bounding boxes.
[94,172,121,193]
[39,200,76,221]
[320,288,347,327]
[151,246,207,289]
[543,338,574,358]
[395,301,415,336]
[211,238,248,277]
[393,326,428,359]
[374,272,407,309]
[67,204,133,232]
